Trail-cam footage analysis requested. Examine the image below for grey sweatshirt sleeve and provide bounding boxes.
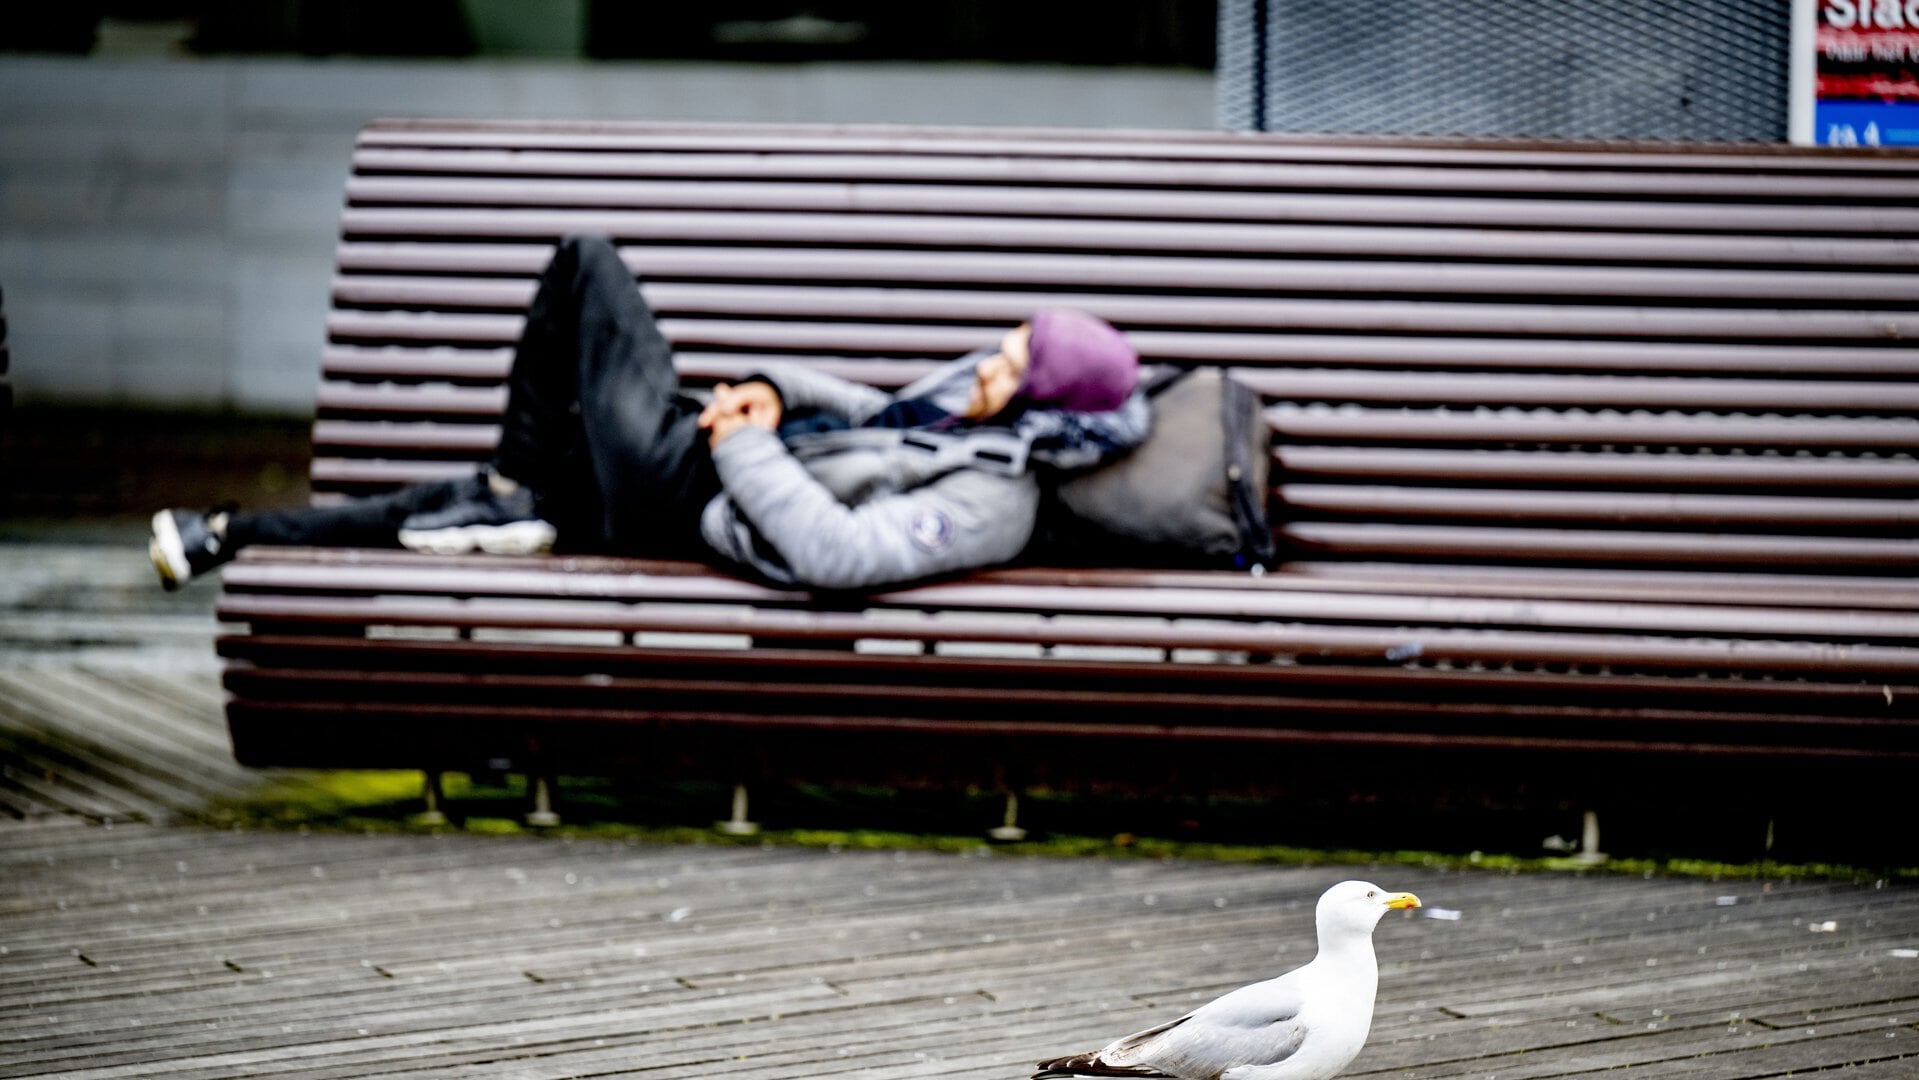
[699,427,1038,591]
[753,363,895,423]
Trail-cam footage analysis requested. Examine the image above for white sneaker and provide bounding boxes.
[396,480,556,556]
[149,508,231,590]
[399,518,557,556]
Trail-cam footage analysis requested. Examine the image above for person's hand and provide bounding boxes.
[699,381,783,447]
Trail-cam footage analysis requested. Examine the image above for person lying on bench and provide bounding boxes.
[149,235,1149,593]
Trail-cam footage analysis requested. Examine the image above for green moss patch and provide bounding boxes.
[194,769,1917,884]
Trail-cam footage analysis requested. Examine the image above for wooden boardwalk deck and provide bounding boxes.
[4,535,1919,1078]
[0,538,263,825]
[4,822,1918,1079]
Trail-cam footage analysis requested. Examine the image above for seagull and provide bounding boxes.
[1032,880,1422,1080]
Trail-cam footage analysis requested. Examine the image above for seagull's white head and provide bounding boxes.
[1316,879,1422,940]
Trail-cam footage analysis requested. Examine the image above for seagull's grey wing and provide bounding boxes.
[1126,977,1311,1078]
[1033,1017,1190,1079]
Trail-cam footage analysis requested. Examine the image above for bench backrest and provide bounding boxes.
[320,120,1919,575]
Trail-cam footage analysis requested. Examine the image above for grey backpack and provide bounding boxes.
[1041,366,1276,571]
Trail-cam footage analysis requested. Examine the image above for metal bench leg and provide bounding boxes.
[715,783,760,836]
[1573,809,1608,865]
[1544,809,1609,864]
[987,790,1028,842]
[411,770,449,827]
[1573,813,1604,863]
[524,774,561,828]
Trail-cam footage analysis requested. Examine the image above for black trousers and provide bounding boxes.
[229,236,721,557]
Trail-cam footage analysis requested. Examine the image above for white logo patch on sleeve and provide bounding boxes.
[908,509,954,553]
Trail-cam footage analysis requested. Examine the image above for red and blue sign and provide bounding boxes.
[1804,1,1919,145]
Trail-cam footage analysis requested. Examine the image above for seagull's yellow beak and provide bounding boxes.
[1383,891,1422,910]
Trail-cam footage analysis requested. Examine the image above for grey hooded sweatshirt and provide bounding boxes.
[700,352,1150,591]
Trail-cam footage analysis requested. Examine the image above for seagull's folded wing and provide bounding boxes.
[1117,977,1310,1078]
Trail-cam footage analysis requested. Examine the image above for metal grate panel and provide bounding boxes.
[1217,0,1791,141]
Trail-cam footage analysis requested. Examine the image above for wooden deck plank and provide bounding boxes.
[0,673,261,814]
[26,668,236,760]
[0,671,235,768]
[0,735,164,822]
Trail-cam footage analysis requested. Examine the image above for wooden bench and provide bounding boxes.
[216,120,1919,836]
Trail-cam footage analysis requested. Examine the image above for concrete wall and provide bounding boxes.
[0,56,1214,415]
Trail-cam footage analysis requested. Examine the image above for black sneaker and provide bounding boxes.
[397,479,556,556]
[149,508,234,590]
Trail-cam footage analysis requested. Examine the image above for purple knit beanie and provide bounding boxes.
[1018,309,1139,412]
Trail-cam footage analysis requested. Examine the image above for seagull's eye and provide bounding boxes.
[1366,890,1376,898]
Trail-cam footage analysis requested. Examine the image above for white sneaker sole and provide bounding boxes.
[398,519,557,556]
[149,510,190,590]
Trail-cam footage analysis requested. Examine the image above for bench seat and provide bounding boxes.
[217,120,1919,825]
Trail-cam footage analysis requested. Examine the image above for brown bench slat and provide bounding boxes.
[215,633,1913,717]
[304,426,1919,492]
[1266,408,1919,451]
[320,345,515,382]
[320,338,1919,381]
[994,560,1919,609]
[292,466,1919,538]
[306,386,1919,450]
[222,665,1896,722]
[315,383,504,418]
[307,459,475,486]
[313,350,1919,419]
[213,575,1919,652]
[1278,486,1919,530]
[342,147,1919,202]
[352,121,1919,171]
[224,547,1919,611]
[1180,339,1919,376]
[311,341,1919,413]
[217,669,1912,755]
[316,346,970,387]
[1279,527,1916,569]
[217,629,1911,732]
[211,590,1919,678]
[325,245,1919,304]
[343,138,1919,181]
[306,434,1919,564]
[343,175,1919,235]
[1276,446,1919,492]
[214,558,1919,642]
[333,206,1919,270]
[329,278,1919,346]
[325,307,1919,360]
[1281,522,1919,570]
[309,419,501,451]
[1255,372,1919,413]
[223,699,1915,772]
